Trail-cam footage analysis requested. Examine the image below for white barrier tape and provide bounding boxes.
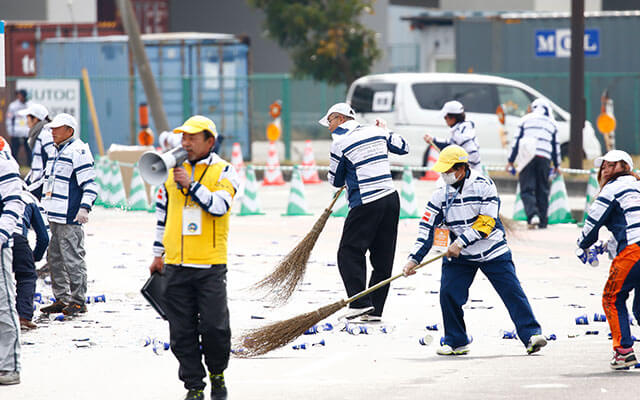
[108,160,591,175]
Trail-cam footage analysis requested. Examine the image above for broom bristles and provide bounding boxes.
[251,208,332,305]
[233,299,346,358]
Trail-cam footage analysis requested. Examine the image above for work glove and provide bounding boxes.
[74,208,89,224]
[375,117,388,129]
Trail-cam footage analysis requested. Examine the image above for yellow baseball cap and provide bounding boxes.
[432,145,469,173]
[173,115,217,137]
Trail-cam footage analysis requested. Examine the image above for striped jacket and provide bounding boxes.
[328,120,409,208]
[433,121,482,170]
[409,170,509,264]
[152,152,240,263]
[508,110,560,168]
[16,189,50,262]
[578,175,640,253]
[41,138,98,224]
[0,154,26,246]
[25,127,56,189]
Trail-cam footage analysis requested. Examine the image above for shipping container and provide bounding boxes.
[3,21,123,77]
[36,33,250,159]
[455,11,640,154]
[98,0,169,34]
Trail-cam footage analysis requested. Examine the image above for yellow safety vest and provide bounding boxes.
[163,160,234,265]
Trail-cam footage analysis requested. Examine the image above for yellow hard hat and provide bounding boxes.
[432,145,469,172]
[173,115,217,137]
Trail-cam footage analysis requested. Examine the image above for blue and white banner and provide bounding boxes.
[535,28,600,58]
[1,21,5,87]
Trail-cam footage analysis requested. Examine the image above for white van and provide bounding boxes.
[345,73,602,166]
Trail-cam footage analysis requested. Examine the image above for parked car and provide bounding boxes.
[346,73,602,166]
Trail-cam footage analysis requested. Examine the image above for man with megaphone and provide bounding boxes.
[147,115,240,400]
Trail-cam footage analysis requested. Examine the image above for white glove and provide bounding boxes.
[74,208,89,224]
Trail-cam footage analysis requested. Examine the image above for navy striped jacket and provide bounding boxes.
[0,154,26,246]
[578,175,640,253]
[42,138,98,224]
[328,120,408,208]
[433,121,482,170]
[508,110,560,168]
[409,170,509,264]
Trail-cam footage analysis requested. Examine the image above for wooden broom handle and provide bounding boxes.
[327,186,346,211]
[346,253,445,305]
[426,137,440,152]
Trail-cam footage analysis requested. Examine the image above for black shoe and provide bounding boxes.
[40,300,67,314]
[184,389,204,400]
[62,303,87,316]
[210,372,228,400]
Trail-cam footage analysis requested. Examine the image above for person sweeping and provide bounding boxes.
[403,145,547,356]
[320,102,409,322]
[577,150,640,370]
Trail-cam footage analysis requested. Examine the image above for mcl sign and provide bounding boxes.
[535,29,600,57]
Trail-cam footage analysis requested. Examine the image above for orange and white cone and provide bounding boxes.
[231,142,245,174]
[231,142,246,190]
[262,141,285,186]
[301,140,321,184]
[420,146,440,181]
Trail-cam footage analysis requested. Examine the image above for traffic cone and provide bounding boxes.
[282,165,313,216]
[147,185,160,213]
[231,142,245,174]
[301,140,321,184]
[93,156,107,207]
[547,173,575,224]
[127,164,149,211]
[578,168,599,227]
[262,141,285,185]
[331,189,349,217]
[238,165,265,216]
[399,166,419,219]
[107,161,128,209]
[512,183,527,221]
[420,146,440,181]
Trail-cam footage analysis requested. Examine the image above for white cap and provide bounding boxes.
[531,98,552,117]
[18,103,49,121]
[45,113,78,134]
[318,102,356,127]
[595,149,634,170]
[439,100,464,117]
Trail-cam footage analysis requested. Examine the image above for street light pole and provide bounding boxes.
[569,0,585,169]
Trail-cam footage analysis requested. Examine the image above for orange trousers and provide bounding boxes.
[602,243,640,349]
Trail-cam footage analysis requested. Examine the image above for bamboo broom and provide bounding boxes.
[235,253,445,358]
[251,186,346,305]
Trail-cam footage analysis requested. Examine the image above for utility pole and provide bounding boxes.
[117,0,170,134]
[569,0,585,169]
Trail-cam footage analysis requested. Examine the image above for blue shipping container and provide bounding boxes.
[37,33,250,159]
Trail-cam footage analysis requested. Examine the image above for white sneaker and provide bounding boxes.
[359,314,382,323]
[437,344,470,356]
[0,370,20,385]
[526,334,547,355]
[528,215,540,229]
[339,306,374,321]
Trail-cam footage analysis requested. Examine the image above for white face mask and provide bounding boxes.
[441,171,459,185]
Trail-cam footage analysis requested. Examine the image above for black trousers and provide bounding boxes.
[163,264,231,391]
[12,234,37,321]
[519,156,551,227]
[338,192,400,317]
[10,137,32,166]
